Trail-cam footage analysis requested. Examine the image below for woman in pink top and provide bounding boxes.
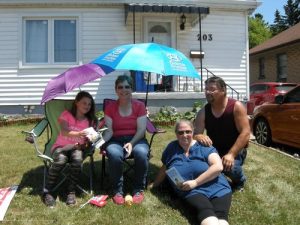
[102,75,149,205]
[43,91,96,207]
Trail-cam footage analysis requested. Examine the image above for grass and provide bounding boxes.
[0,123,299,225]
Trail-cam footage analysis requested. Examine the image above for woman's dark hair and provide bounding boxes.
[115,74,133,89]
[70,91,96,126]
[205,76,227,93]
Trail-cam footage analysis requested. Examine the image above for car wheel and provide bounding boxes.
[254,119,272,146]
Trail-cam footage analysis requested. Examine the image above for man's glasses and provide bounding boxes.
[204,89,219,94]
[176,130,193,135]
[117,85,131,90]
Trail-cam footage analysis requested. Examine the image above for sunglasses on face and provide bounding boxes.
[117,85,131,90]
[176,130,193,135]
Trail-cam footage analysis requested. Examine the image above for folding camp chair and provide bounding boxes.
[22,99,98,195]
[99,98,166,189]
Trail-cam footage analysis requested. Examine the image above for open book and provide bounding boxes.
[166,167,185,186]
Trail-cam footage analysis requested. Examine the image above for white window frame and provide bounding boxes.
[21,16,80,68]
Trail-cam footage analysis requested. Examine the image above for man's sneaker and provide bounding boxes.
[66,192,76,206]
[133,192,144,204]
[231,181,245,192]
[112,193,125,205]
[234,185,245,192]
[43,193,56,208]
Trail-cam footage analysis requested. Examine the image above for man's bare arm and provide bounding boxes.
[193,107,213,146]
[228,101,250,157]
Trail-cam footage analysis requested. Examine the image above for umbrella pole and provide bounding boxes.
[145,72,150,106]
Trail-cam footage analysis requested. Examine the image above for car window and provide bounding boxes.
[284,87,300,103]
[275,85,297,92]
[250,84,268,94]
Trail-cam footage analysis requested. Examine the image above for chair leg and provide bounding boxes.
[89,155,94,195]
[43,164,47,192]
[145,175,148,190]
[101,154,106,190]
[43,161,66,193]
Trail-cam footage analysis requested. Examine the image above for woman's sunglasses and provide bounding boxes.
[176,130,193,135]
[117,85,131,90]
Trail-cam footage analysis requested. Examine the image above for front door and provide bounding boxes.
[143,17,176,92]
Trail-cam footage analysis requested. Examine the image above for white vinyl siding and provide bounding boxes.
[176,10,248,98]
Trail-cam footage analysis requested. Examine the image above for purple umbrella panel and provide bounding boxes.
[41,63,113,104]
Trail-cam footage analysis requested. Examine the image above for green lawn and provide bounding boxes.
[0,123,299,225]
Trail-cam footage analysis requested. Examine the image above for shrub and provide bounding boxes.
[96,111,104,119]
[151,101,204,123]
[182,100,203,121]
[151,106,181,123]
[95,101,204,124]
[0,114,8,121]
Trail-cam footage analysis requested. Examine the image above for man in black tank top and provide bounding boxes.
[194,76,250,191]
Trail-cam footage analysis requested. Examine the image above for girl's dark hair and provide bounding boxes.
[115,74,133,89]
[70,91,96,126]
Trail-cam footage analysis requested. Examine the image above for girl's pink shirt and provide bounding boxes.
[52,110,89,151]
[105,99,146,137]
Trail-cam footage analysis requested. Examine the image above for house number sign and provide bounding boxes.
[197,33,213,41]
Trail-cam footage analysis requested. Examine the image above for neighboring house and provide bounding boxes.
[249,22,300,84]
[0,0,260,114]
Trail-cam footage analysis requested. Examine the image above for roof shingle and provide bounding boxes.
[250,22,300,55]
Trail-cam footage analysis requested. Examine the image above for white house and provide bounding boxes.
[0,0,260,114]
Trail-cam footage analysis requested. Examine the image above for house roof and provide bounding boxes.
[0,0,261,10]
[250,22,300,55]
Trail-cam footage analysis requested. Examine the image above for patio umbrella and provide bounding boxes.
[92,42,200,104]
[41,63,113,104]
[92,42,199,78]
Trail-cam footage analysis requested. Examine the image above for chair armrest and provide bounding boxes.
[22,118,50,161]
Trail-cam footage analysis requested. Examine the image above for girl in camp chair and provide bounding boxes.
[43,91,97,207]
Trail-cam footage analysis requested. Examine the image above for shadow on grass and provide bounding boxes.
[17,156,197,224]
[17,158,105,197]
[18,164,45,195]
[147,163,199,225]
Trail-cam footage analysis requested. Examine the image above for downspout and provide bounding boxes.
[133,5,135,44]
[198,8,203,92]
[132,5,136,93]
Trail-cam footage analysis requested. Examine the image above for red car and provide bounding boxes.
[247,82,297,115]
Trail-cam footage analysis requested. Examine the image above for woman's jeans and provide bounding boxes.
[223,148,247,188]
[105,136,149,195]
